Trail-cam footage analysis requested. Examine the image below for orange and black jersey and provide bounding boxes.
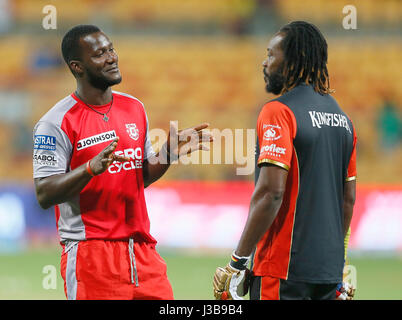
[253,84,356,283]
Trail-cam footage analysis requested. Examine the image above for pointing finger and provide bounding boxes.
[103,137,120,156]
[192,123,209,132]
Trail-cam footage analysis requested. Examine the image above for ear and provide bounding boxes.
[69,60,84,76]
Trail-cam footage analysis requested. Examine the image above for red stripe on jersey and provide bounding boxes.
[252,147,300,279]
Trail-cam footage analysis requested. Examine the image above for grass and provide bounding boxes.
[0,247,400,300]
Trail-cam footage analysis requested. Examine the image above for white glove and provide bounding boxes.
[213,251,250,300]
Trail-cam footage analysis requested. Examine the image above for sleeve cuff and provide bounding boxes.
[258,158,289,171]
[345,176,356,182]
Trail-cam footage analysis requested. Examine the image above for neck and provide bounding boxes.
[75,82,113,105]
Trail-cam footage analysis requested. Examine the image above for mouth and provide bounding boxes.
[106,66,119,73]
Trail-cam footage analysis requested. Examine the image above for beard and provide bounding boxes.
[264,67,285,95]
[86,68,122,90]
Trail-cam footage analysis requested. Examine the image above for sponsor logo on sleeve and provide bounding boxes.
[33,153,58,166]
[260,143,286,157]
[126,123,139,141]
[77,130,117,151]
[34,135,57,151]
[263,124,282,141]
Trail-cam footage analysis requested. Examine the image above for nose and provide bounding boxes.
[106,50,118,64]
[262,59,268,68]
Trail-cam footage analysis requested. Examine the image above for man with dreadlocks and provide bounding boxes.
[213,21,357,300]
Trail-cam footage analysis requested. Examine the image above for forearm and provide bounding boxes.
[142,142,173,187]
[343,180,355,237]
[235,189,283,257]
[343,202,354,237]
[143,160,170,188]
[35,162,92,209]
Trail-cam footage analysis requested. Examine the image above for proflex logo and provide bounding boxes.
[77,130,117,151]
[108,147,143,174]
[260,143,286,156]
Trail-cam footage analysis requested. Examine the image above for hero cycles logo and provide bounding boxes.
[108,147,143,174]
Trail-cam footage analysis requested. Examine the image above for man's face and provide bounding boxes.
[262,33,286,95]
[75,32,122,89]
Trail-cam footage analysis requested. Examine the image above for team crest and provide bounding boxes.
[126,123,139,141]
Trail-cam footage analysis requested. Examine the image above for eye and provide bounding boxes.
[95,50,104,57]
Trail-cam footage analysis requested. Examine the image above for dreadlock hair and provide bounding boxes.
[278,21,333,95]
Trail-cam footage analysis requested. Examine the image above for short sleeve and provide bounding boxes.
[345,123,357,181]
[257,101,297,171]
[33,121,73,178]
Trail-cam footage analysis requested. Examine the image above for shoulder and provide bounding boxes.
[112,90,145,108]
[259,99,295,120]
[36,95,78,128]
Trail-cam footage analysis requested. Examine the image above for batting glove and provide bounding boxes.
[213,252,250,300]
[336,282,356,300]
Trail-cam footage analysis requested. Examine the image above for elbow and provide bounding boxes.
[267,189,285,206]
[344,194,356,207]
[36,193,51,210]
[259,187,285,209]
[34,186,52,210]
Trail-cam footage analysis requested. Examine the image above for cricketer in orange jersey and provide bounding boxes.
[214,21,356,300]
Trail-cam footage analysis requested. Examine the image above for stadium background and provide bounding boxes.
[0,0,401,299]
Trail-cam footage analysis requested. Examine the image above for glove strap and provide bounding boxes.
[229,251,250,271]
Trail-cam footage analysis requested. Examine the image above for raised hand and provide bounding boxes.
[166,121,213,160]
[89,137,130,175]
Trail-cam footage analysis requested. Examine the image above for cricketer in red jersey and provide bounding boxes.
[214,21,356,300]
[33,25,212,300]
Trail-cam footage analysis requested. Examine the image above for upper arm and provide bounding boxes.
[257,101,296,171]
[256,164,288,199]
[33,121,72,180]
[344,179,356,205]
[346,122,357,182]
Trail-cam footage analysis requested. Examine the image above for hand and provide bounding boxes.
[336,282,356,300]
[166,121,213,160]
[213,264,249,300]
[89,137,130,175]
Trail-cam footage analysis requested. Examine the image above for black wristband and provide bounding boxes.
[229,252,250,271]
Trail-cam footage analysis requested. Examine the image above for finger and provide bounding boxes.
[113,154,131,162]
[192,122,209,132]
[180,124,210,137]
[198,133,214,142]
[197,144,210,152]
[103,137,120,156]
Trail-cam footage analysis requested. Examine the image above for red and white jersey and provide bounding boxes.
[33,91,156,243]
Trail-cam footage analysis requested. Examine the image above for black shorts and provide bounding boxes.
[249,275,337,300]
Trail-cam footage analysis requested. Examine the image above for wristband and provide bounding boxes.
[86,160,96,177]
[229,251,250,271]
